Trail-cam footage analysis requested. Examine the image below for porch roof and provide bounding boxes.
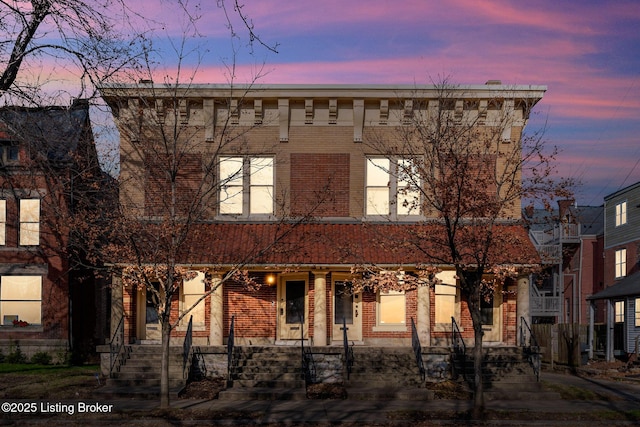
[179,222,539,267]
[587,271,640,300]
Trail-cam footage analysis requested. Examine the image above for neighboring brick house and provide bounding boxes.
[100,83,544,349]
[588,181,640,360]
[0,101,107,362]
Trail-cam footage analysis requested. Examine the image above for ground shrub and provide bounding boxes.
[30,351,52,365]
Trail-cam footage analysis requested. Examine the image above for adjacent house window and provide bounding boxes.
[0,200,5,246]
[615,248,627,278]
[615,201,627,226]
[365,157,420,217]
[377,290,406,326]
[615,300,625,323]
[19,199,40,246]
[635,298,640,327]
[0,142,19,166]
[0,276,42,326]
[180,272,206,328]
[219,156,274,216]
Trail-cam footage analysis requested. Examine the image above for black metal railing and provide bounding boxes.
[342,317,354,380]
[451,316,466,380]
[182,315,193,380]
[300,318,316,383]
[411,317,426,381]
[109,314,130,377]
[227,315,235,382]
[520,316,541,381]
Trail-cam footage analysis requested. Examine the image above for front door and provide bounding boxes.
[481,287,503,343]
[277,277,308,340]
[144,286,161,341]
[332,280,362,342]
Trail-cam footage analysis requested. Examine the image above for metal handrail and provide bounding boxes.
[182,315,193,380]
[300,317,316,383]
[411,317,426,381]
[520,316,541,381]
[342,317,354,380]
[109,314,129,377]
[227,315,235,382]
[451,316,466,355]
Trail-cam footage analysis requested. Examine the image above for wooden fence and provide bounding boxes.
[532,323,588,366]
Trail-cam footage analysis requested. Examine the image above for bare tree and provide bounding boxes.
[360,79,573,416]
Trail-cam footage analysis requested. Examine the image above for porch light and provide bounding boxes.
[265,274,277,286]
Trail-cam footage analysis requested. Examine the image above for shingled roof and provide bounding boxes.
[169,222,539,267]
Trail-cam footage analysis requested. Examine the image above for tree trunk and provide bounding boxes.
[472,314,485,418]
[160,319,171,409]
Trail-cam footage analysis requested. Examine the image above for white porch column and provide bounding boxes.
[110,275,124,339]
[209,274,224,346]
[417,285,430,346]
[312,271,328,346]
[516,275,531,345]
[606,299,614,362]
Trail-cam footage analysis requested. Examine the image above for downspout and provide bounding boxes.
[577,238,584,325]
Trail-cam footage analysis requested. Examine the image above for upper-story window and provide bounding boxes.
[0,141,19,166]
[615,248,627,279]
[365,157,420,218]
[19,199,40,246]
[615,201,627,226]
[219,156,274,217]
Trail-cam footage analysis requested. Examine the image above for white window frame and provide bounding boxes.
[373,290,406,332]
[218,156,274,218]
[0,275,42,326]
[615,300,625,323]
[615,248,627,279]
[19,199,40,246]
[365,157,421,219]
[615,201,627,226]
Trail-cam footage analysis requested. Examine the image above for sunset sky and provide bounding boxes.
[30,0,640,206]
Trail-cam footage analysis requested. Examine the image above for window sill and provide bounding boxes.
[0,326,43,332]
[372,324,406,332]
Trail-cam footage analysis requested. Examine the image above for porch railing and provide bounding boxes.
[451,316,466,380]
[182,315,193,380]
[300,317,316,383]
[342,317,354,380]
[411,317,426,381]
[227,315,235,383]
[520,316,541,381]
[109,314,130,377]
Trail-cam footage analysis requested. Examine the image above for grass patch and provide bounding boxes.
[0,363,103,399]
[542,380,615,401]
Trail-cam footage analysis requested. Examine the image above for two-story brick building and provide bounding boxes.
[100,83,544,350]
[0,101,106,362]
[588,181,640,360]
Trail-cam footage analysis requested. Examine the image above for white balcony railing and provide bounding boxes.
[530,294,562,315]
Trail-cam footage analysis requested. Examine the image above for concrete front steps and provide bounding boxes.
[346,347,434,400]
[219,346,308,401]
[94,345,187,399]
[452,346,561,401]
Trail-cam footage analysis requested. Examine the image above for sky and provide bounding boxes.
[30,0,640,206]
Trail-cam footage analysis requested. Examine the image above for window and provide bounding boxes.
[0,200,5,246]
[435,271,458,325]
[615,249,627,278]
[19,199,40,246]
[377,290,406,326]
[0,276,42,326]
[0,141,19,166]
[615,300,625,323]
[365,157,420,217]
[219,156,274,216]
[615,201,627,226]
[635,298,640,327]
[181,272,205,328]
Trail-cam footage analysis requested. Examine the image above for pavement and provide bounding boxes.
[3,370,640,425]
